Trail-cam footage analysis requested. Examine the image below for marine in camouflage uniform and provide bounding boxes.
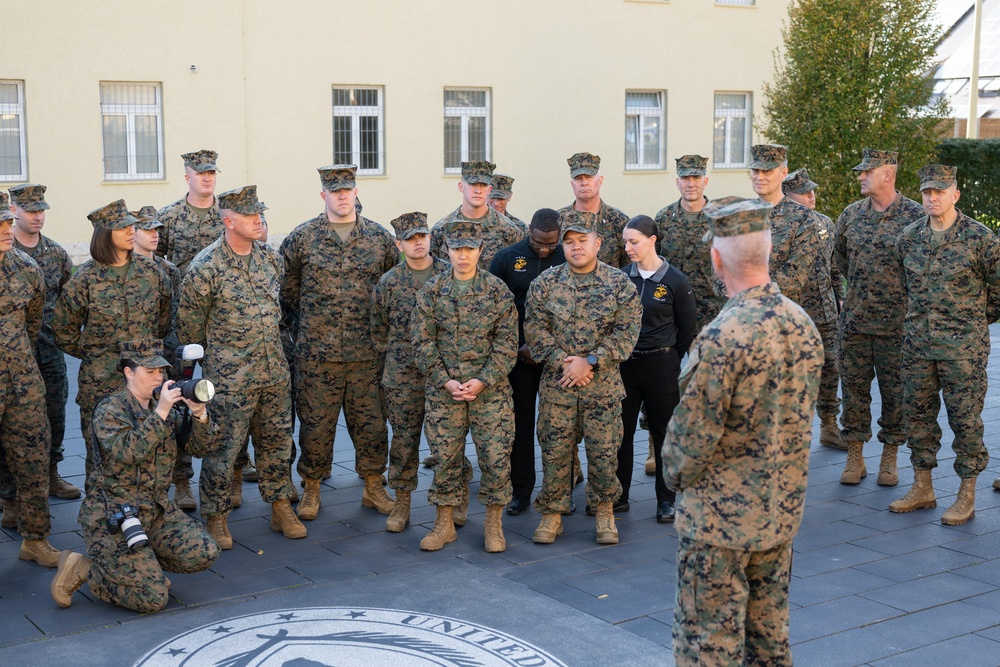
[889,165,1000,526]
[664,198,823,667]
[50,340,220,613]
[834,148,926,486]
[131,207,181,359]
[0,192,60,567]
[783,168,845,450]
[178,185,306,547]
[526,211,641,545]
[371,212,450,532]
[280,165,398,520]
[411,222,518,553]
[52,200,173,484]
[156,150,224,275]
[1,184,79,509]
[748,145,820,308]
[655,155,726,334]
[558,152,630,269]
[488,173,528,234]
[430,161,525,270]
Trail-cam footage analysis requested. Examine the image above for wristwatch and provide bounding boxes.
[586,353,599,369]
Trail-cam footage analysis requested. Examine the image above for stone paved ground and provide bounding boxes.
[2,329,1000,666]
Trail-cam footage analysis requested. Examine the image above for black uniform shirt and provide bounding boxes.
[624,257,697,356]
[489,237,566,347]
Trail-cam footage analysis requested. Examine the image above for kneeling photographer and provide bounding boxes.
[51,339,221,613]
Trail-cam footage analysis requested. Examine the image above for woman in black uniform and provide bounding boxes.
[618,215,697,523]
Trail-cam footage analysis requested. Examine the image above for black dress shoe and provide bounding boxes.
[506,496,531,516]
[656,500,676,524]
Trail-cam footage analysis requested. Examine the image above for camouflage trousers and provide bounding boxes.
[838,332,905,447]
[534,397,623,514]
[673,537,793,667]
[815,319,840,419]
[424,388,513,507]
[903,354,990,478]
[0,349,67,498]
[83,505,219,613]
[199,382,295,517]
[295,359,388,481]
[236,361,298,472]
[384,382,426,492]
[0,370,52,539]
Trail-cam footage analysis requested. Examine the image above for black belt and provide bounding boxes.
[630,346,672,360]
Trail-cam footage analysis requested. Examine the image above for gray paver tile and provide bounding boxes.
[869,634,1000,666]
[858,572,999,613]
[790,567,898,607]
[790,595,901,642]
[854,546,984,582]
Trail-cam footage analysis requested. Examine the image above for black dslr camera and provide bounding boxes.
[107,504,149,550]
[153,344,215,403]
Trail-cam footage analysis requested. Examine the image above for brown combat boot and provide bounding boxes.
[453,480,469,527]
[420,505,457,551]
[644,437,655,476]
[819,416,847,450]
[573,449,584,486]
[941,477,977,526]
[386,489,411,533]
[206,514,233,549]
[361,474,394,514]
[483,504,506,553]
[877,446,899,486]
[51,551,91,608]
[1,499,19,529]
[271,499,307,538]
[840,441,868,485]
[889,469,937,513]
[595,501,619,545]
[49,465,81,500]
[173,479,197,511]
[297,478,322,520]
[231,468,243,509]
[532,514,564,544]
[19,538,61,567]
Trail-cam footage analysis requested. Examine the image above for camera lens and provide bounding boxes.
[120,516,149,550]
[191,379,215,403]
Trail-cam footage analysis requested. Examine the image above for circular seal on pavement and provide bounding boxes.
[135,606,568,666]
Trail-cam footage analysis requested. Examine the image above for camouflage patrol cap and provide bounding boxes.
[181,149,220,173]
[8,184,50,211]
[782,168,818,195]
[748,144,788,170]
[702,197,773,242]
[675,155,709,177]
[118,339,171,369]
[461,161,496,185]
[0,192,13,222]
[852,148,898,172]
[391,212,430,240]
[567,152,601,178]
[88,199,139,230]
[489,174,514,199]
[131,205,164,230]
[918,164,958,191]
[217,185,268,215]
[318,164,358,191]
[559,209,597,239]
[444,221,484,249]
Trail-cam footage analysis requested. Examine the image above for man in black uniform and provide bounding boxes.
[489,209,566,515]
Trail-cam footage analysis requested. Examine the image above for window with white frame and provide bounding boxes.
[713,92,752,169]
[716,0,755,5]
[100,82,164,181]
[625,91,666,171]
[0,80,27,182]
[332,86,385,175]
[443,89,491,173]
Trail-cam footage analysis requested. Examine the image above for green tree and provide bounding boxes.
[761,0,949,219]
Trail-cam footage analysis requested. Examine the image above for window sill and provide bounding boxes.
[101,179,169,185]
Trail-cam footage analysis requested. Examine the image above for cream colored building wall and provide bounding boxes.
[5,0,787,261]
